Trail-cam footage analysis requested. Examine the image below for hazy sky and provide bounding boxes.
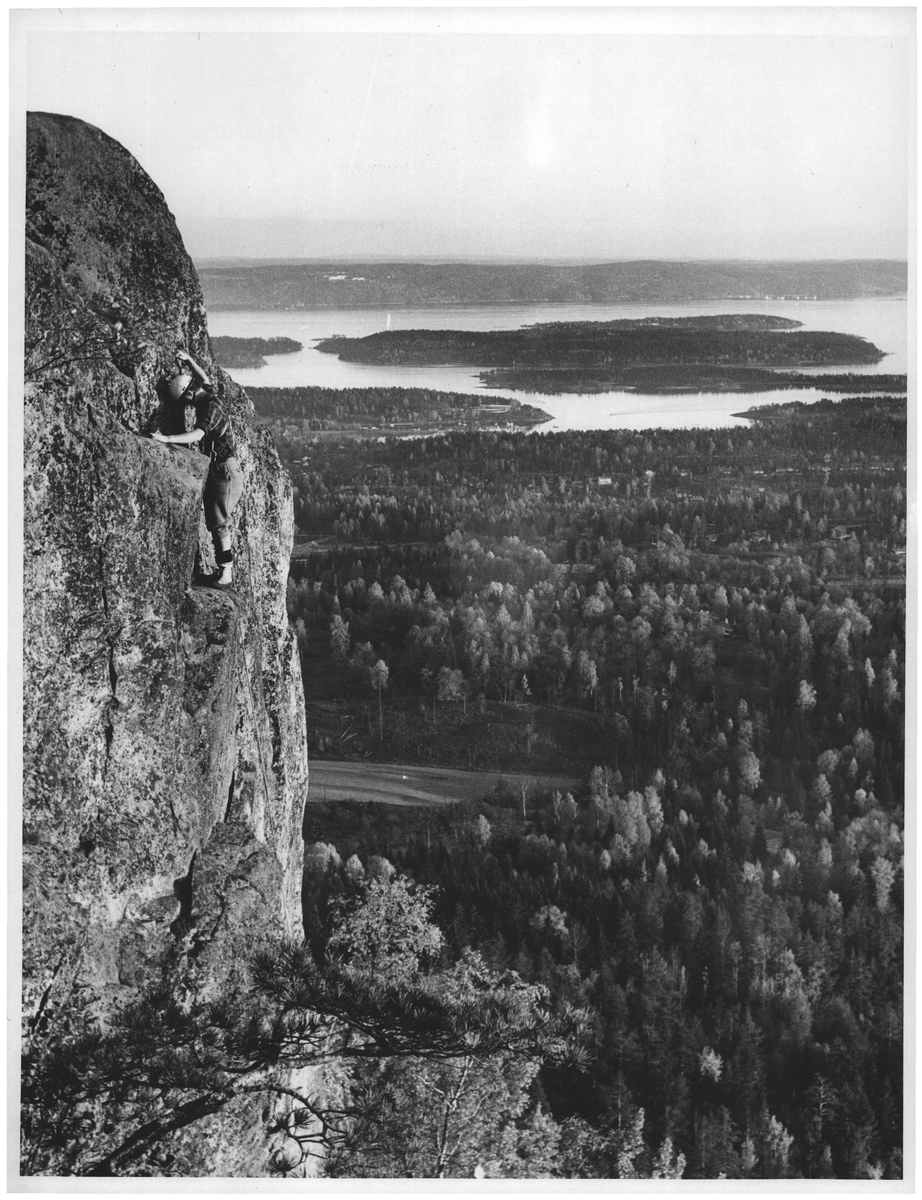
[15,8,915,261]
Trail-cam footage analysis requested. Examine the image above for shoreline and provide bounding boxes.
[206,293,909,314]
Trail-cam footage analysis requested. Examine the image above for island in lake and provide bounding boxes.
[316,314,902,395]
[212,334,302,368]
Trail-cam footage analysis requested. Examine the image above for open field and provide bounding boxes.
[307,759,581,807]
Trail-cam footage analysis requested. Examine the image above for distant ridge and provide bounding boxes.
[198,259,908,311]
[196,256,909,269]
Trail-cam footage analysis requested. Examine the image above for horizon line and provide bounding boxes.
[194,255,910,268]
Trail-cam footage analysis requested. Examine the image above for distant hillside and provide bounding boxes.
[199,259,907,310]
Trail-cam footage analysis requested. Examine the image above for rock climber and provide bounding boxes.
[152,349,243,589]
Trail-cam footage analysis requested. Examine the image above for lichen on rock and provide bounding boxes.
[22,111,310,1175]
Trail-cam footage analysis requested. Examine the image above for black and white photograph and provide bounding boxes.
[13,5,914,1183]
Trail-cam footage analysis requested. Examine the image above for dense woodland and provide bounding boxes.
[272,391,906,1178]
[25,388,904,1179]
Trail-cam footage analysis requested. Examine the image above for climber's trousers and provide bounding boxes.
[203,456,244,537]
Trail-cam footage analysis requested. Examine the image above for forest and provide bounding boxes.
[272,390,906,1178]
[24,388,904,1178]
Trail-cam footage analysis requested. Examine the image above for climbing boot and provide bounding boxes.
[202,565,234,589]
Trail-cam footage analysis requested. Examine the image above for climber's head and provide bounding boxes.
[167,372,194,402]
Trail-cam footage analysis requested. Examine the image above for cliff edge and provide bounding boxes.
[22,112,309,1174]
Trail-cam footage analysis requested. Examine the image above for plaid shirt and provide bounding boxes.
[195,392,237,464]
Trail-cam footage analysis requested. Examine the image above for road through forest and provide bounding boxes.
[307,760,582,808]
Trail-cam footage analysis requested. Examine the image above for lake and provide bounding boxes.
[207,297,907,432]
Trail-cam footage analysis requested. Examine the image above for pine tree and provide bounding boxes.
[22,885,588,1177]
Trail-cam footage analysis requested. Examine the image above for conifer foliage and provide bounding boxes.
[21,878,587,1177]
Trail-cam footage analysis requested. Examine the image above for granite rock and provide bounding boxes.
[22,112,310,1176]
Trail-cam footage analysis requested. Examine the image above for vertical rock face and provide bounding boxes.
[23,112,309,1170]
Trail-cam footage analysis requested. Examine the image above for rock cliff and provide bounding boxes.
[22,112,309,1174]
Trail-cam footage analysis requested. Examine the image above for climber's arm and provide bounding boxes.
[175,349,212,388]
[152,427,205,445]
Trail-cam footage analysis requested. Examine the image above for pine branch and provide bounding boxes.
[23,942,589,1175]
[80,1094,228,1176]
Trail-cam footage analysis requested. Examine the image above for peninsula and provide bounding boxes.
[247,384,550,438]
[212,334,302,368]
